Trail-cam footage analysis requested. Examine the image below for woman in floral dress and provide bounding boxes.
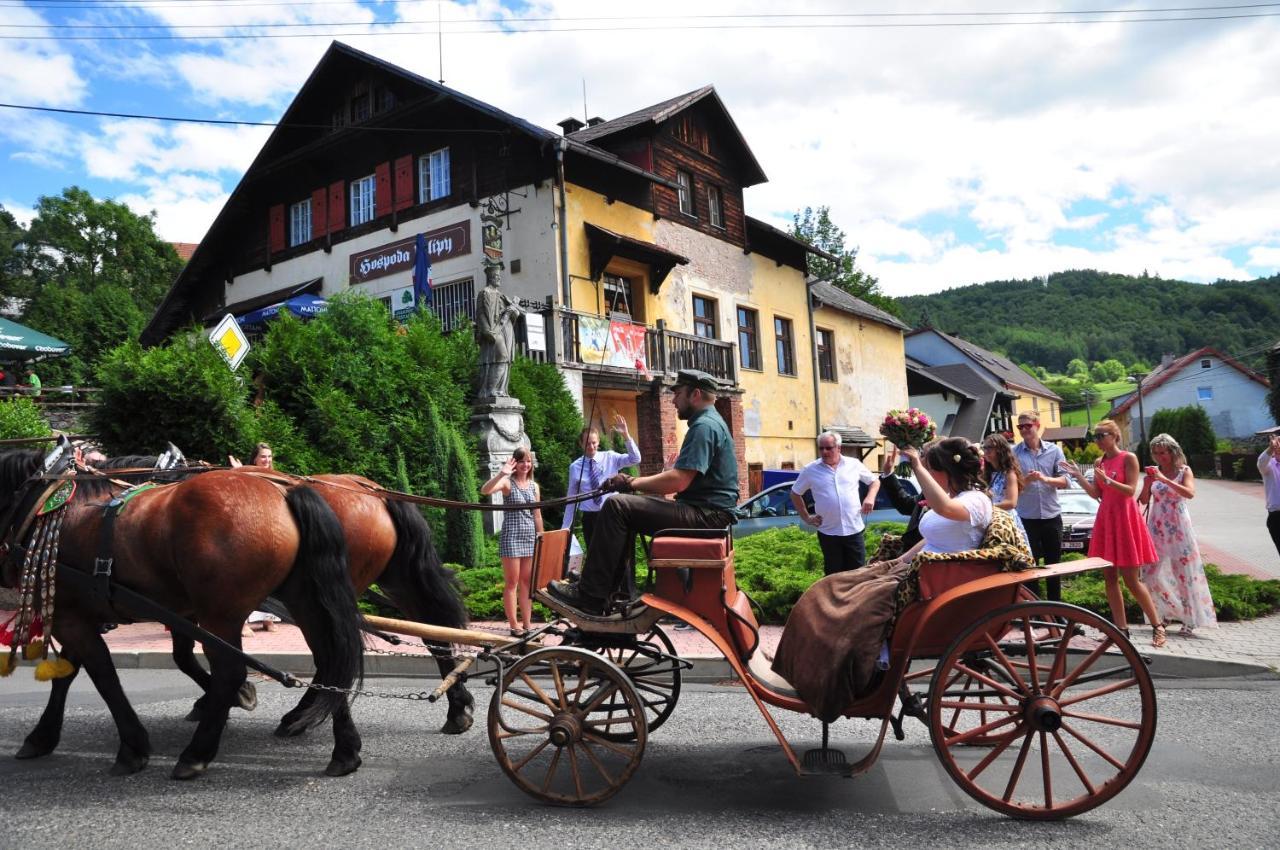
[1139,433,1217,634]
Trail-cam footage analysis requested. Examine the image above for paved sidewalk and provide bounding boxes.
[1192,478,1280,580]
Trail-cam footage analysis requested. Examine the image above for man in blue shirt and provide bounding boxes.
[1012,412,1070,600]
[561,413,642,547]
[549,369,739,614]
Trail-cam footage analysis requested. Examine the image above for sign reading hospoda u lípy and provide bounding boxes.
[348,220,471,285]
[209,314,250,371]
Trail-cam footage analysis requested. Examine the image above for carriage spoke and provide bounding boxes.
[1048,616,1076,684]
[579,680,623,715]
[1053,730,1097,796]
[1058,677,1139,707]
[1040,730,1053,809]
[936,700,1020,713]
[566,742,586,800]
[1051,638,1115,698]
[584,713,642,729]
[1060,721,1127,771]
[982,633,1032,696]
[965,729,1019,781]
[582,731,639,758]
[549,660,569,710]
[946,676,976,732]
[1021,619,1042,695]
[540,745,564,793]
[1001,731,1035,802]
[945,713,1020,746]
[518,672,560,713]
[511,738,552,772]
[501,697,553,722]
[952,663,1023,702]
[496,725,551,739]
[1061,708,1143,729]
[578,738,615,785]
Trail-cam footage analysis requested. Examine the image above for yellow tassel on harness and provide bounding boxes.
[0,653,14,677]
[23,639,44,661]
[34,657,74,681]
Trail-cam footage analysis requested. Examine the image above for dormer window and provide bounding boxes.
[707,185,723,229]
[673,115,710,154]
[350,81,372,123]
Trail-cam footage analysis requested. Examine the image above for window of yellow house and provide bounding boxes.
[817,328,835,382]
[693,295,717,339]
[603,273,635,318]
[1032,397,1039,411]
[1051,402,1058,422]
[775,316,796,376]
[737,307,760,370]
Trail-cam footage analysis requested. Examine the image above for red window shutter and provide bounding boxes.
[375,161,392,218]
[328,181,345,233]
[393,155,413,211]
[311,187,328,237]
[268,204,285,254]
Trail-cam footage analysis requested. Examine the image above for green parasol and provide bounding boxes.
[0,317,72,360]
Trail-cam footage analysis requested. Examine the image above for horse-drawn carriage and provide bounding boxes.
[368,526,1156,820]
[1,439,1156,820]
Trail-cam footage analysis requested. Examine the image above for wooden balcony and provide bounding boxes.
[516,307,737,387]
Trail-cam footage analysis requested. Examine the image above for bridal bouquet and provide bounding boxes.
[879,408,937,450]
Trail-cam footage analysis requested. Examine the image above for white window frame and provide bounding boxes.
[1201,359,1211,369]
[418,147,451,203]
[350,174,376,226]
[707,184,723,229]
[677,170,694,217]
[288,199,311,247]
[1197,386,1214,401]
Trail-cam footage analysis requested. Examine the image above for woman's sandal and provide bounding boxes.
[1152,622,1167,648]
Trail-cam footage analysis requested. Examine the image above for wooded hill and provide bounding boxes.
[896,269,1280,372]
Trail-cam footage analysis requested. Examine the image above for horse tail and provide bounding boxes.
[278,485,364,728]
[380,499,469,629]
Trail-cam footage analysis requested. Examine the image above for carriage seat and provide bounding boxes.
[649,535,729,561]
[649,528,760,663]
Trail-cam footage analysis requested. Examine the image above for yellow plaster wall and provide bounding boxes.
[815,308,908,470]
[563,183,656,317]
[1013,392,1062,429]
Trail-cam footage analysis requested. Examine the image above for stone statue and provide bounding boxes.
[475,263,522,399]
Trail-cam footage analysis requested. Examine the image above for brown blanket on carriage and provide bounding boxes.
[771,510,1032,722]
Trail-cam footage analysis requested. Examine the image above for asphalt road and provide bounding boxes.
[2,669,1278,848]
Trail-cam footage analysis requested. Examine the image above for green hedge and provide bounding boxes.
[0,397,52,441]
[1061,559,1280,622]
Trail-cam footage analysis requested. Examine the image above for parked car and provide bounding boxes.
[734,475,920,539]
[1059,485,1099,555]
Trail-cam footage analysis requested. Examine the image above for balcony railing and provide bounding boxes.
[523,307,737,386]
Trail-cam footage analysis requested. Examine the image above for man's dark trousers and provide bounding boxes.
[1021,515,1063,600]
[580,510,598,548]
[578,494,735,602]
[817,531,866,576]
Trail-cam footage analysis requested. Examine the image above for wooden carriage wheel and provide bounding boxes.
[488,647,647,806]
[928,601,1156,819]
[588,624,682,742]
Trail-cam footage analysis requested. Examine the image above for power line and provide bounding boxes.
[4,11,1279,40]
[8,4,1280,29]
[0,102,507,134]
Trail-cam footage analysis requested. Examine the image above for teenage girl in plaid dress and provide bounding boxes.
[481,447,543,636]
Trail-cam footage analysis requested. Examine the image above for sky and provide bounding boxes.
[1,0,1278,297]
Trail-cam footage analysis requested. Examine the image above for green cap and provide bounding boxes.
[674,369,721,392]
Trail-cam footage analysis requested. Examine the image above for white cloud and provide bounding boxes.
[0,6,86,107]
[4,0,1280,288]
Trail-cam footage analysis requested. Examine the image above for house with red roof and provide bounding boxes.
[1107,346,1271,443]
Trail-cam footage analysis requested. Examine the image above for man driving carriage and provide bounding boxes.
[548,369,739,615]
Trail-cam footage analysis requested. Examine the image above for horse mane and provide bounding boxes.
[0,449,44,507]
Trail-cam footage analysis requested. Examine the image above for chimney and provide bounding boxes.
[557,117,585,135]
[586,116,606,127]
[1160,353,1175,369]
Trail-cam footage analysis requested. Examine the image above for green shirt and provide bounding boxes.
[27,374,40,396]
[674,405,739,511]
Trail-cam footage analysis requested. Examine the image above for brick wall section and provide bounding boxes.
[637,385,748,504]
[716,393,749,503]
[637,384,679,477]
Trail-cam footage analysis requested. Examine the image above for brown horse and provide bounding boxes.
[0,448,366,779]
[170,470,475,736]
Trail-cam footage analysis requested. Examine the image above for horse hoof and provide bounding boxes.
[236,681,258,712]
[15,740,55,760]
[274,719,309,738]
[171,761,206,781]
[440,712,474,735]
[110,754,149,776]
[324,754,362,777]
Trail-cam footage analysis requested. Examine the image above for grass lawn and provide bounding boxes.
[1061,379,1135,427]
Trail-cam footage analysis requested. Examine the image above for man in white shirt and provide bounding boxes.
[1257,434,1280,557]
[790,431,879,575]
[561,413,642,547]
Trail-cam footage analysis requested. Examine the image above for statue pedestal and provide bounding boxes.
[470,395,529,535]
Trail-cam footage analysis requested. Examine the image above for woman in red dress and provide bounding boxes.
[1061,419,1166,647]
